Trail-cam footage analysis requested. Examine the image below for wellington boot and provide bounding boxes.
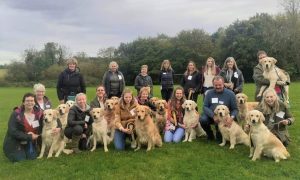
[70,135,82,154]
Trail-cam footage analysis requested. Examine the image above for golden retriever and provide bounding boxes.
[214,105,250,149]
[56,104,70,130]
[182,100,206,142]
[153,99,168,134]
[134,105,162,151]
[149,97,160,105]
[236,93,259,130]
[247,110,290,162]
[66,100,75,108]
[38,109,65,158]
[104,99,116,142]
[258,57,289,104]
[88,108,110,152]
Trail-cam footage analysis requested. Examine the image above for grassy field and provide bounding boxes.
[0,84,299,179]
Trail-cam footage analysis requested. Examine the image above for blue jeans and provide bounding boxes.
[114,129,129,150]
[6,142,37,162]
[164,127,185,143]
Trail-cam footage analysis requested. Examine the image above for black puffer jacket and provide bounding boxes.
[56,68,86,101]
[159,69,174,90]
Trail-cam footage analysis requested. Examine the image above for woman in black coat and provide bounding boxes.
[57,58,86,104]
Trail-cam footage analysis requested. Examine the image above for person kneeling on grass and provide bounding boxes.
[3,93,61,162]
[114,88,138,150]
[64,93,93,153]
[164,87,186,143]
[256,88,294,147]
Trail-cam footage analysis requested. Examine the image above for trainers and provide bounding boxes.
[131,140,137,149]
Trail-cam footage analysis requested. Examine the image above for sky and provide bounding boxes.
[0,0,283,65]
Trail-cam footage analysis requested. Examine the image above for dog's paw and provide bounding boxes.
[104,148,109,152]
[47,155,53,159]
[229,145,235,149]
[37,156,43,159]
[90,148,96,152]
[188,139,193,142]
[134,148,140,152]
[219,143,226,146]
[182,139,188,142]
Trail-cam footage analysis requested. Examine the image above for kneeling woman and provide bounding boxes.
[114,88,138,150]
[64,93,93,153]
[3,93,44,162]
[164,87,186,143]
[256,88,294,146]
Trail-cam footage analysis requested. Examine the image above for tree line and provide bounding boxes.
[2,1,300,87]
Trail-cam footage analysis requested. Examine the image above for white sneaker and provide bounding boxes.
[131,140,137,149]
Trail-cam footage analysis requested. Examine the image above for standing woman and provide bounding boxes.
[33,83,52,110]
[3,93,44,162]
[90,84,107,108]
[201,57,220,96]
[134,65,153,97]
[114,88,138,150]
[164,87,186,143]
[57,57,86,103]
[219,57,244,94]
[159,59,174,102]
[181,60,202,103]
[102,61,125,98]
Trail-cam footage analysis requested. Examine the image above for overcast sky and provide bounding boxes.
[0,0,283,64]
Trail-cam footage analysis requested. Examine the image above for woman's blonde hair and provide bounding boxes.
[66,57,78,66]
[259,88,280,114]
[184,60,198,76]
[33,83,46,94]
[203,57,217,75]
[160,59,173,71]
[120,88,136,108]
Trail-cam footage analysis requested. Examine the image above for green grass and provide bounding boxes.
[0,84,299,179]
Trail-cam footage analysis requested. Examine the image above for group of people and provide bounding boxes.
[3,51,294,162]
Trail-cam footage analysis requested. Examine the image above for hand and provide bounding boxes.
[52,128,61,135]
[179,123,186,129]
[188,88,195,93]
[213,116,219,123]
[225,116,233,127]
[276,81,286,86]
[280,120,289,126]
[122,128,132,134]
[84,123,88,129]
[28,132,39,140]
[191,123,198,128]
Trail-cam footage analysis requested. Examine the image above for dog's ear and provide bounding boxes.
[192,101,197,109]
[145,106,151,115]
[271,57,277,64]
[182,101,186,109]
[53,109,58,120]
[214,107,218,115]
[259,111,265,122]
[225,106,230,116]
[89,109,94,116]
[245,111,251,123]
[245,94,248,101]
[99,108,104,115]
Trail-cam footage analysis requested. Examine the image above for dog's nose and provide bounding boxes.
[251,120,255,124]
[138,115,141,119]
[239,100,243,104]
[219,112,223,116]
[93,115,97,119]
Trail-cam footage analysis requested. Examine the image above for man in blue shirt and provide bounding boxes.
[200,76,238,142]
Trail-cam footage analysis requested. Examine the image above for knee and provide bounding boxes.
[164,131,173,143]
[73,125,84,136]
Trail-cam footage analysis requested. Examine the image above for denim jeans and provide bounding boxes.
[164,127,185,143]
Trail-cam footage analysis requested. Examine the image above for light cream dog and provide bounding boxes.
[214,105,250,149]
[258,57,289,104]
[66,100,75,108]
[182,100,206,142]
[38,109,65,158]
[134,105,162,151]
[236,93,258,131]
[88,108,110,152]
[247,110,290,162]
[153,99,168,134]
[56,104,70,130]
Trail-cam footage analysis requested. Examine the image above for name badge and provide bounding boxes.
[85,115,90,122]
[45,105,51,109]
[130,108,135,116]
[211,98,218,103]
[276,111,285,118]
[234,72,238,78]
[219,101,224,104]
[163,72,166,74]
[118,75,122,80]
[188,75,192,80]
[32,120,40,128]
